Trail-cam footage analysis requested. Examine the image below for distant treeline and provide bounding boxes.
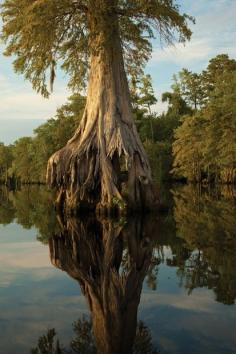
[0,54,236,186]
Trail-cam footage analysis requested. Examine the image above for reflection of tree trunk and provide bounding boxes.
[49,217,156,354]
[46,10,159,215]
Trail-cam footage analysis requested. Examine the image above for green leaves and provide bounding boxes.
[1,0,89,96]
[0,143,13,182]
[172,69,205,109]
[0,94,85,183]
[172,56,236,183]
[1,0,192,96]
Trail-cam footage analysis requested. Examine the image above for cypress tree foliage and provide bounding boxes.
[172,113,205,182]
[138,74,157,141]
[172,69,205,109]
[130,74,158,142]
[1,0,193,214]
[172,58,236,184]
[0,143,13,184]
[1,94,85,185]
[201,54,236,101]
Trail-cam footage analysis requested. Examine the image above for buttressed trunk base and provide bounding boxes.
[47,16,159,215]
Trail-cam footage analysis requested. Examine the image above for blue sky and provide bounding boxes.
[0,0,236,143]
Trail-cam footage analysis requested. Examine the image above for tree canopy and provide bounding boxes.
[172,54,236,183]
[1,54,235,187]
[0,94,85,185]
[0,0,195,213]
[1,0,193,96]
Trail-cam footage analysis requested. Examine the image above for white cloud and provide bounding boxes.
[151,0,236,67]
[195,1,236,35]
[152,39,212,65]
[0,241,51,269]
[152,100,168,115]
[141,289,216,314]
[0,90,68,120]
[0,73,69,120]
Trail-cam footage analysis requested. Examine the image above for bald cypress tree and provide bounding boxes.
[1,0,192,214]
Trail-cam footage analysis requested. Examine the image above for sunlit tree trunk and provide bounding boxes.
[47,5,159,214]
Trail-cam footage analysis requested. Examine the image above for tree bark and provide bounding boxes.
[47,7,159,214]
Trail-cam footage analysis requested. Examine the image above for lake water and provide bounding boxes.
[0,185,235,354]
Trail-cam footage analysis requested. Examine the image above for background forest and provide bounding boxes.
[0,54,236,187]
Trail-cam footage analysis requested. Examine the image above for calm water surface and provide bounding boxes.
[0,185,235,354]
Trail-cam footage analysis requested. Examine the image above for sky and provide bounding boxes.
[0,0,236,143]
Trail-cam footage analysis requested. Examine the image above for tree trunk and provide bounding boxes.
[46,9,159,215]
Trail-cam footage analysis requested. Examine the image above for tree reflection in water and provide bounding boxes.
[0,186,59,240]
[0,185,235,352]
[31,318,158,354]
[172,185,236,305]
[47,216,159,354]
[0,187,15,224]
[0,185,235,306]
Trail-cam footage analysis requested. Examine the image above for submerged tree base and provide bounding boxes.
[47,141,160,217]
[46,124,160,215]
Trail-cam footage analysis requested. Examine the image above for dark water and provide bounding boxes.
[0,185,235,354]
